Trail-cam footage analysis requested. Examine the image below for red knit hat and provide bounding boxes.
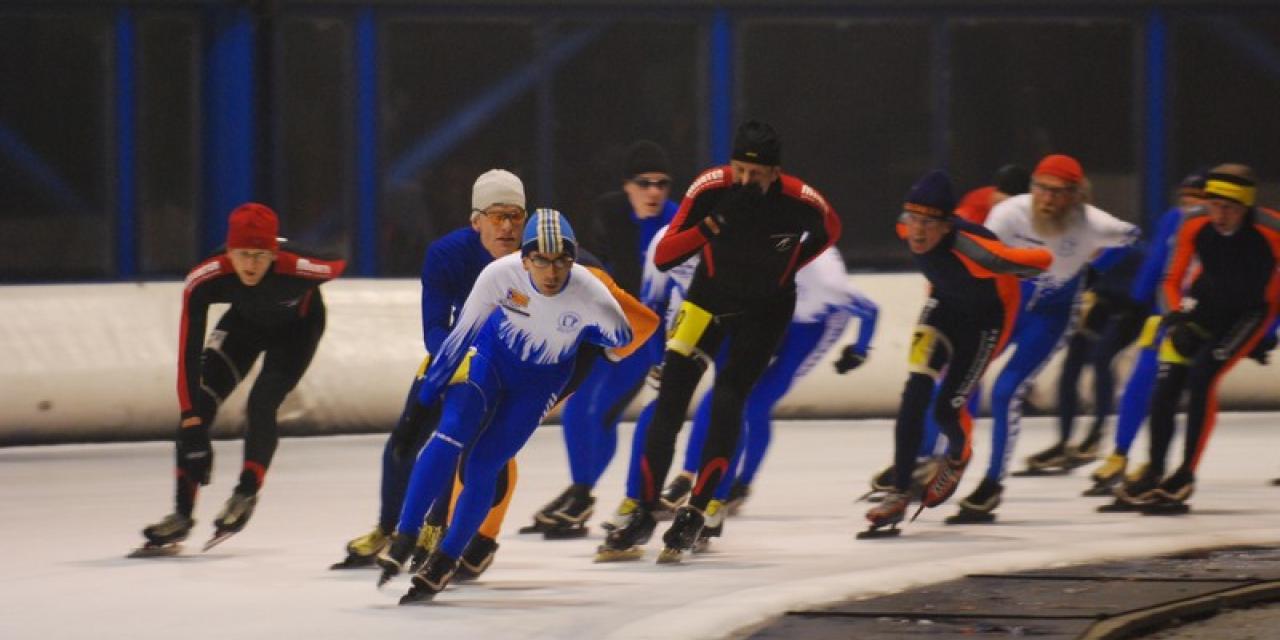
[227,203,280,251]
[1033,154,1084,184]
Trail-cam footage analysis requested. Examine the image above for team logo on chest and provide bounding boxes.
[771,233,799,252]
[502,288,531,316]
[557,311,582,332]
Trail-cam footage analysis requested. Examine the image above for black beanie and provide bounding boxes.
[731,120,781,166]
[625,140,670,178]
[993,164,1030,196]
[904,170,956,218]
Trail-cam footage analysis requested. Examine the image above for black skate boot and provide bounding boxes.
[409,524,445,573]
[331,526,389,569]
[543,484,595,539]
[204,491,257,551]
[693,500,725,553]
[657,505,706,564]
[1098,464,1158,512]
[724,482,751,516]
[1142,468,1194,516]
[375,531,416,587]
[858,490,908,539]
[454,535,499,581]
[519,484,574,534]
[595,499,656,562]
[946,478,1002,524]
[1016,443,1068,476]
[656,473,693,520]
[1066,429,1103,469]
[400,551,459,605]
[132,513,195,557]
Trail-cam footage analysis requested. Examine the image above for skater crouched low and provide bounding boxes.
[137,203,346,556]
[861,171,1050,538]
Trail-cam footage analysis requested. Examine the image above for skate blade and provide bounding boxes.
[655,547,684,564]
[856,526,901,540]
[1097,500,1144,513]
[329,555,377,570]
[593,546,644,563]
[202,530,237,552]
[1082,483,1118,497]
[517,523,547,535]
[128,543,183,558]
[944,512,996,525]
[542,526,589,540]
[908,503,926,522]
[1140,503,1190,516]
[398,590,438,605]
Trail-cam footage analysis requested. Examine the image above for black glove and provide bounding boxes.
[1167,318,1209,359]
[391,398,440,461]
[700,183,765,236]
[1249,332,1278,365]
[177,424,213,486]
[833,345,867,374]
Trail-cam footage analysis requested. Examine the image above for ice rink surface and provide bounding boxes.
[4,414,1280,640]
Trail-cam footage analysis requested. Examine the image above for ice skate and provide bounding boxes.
[945,478,1001,524]
[656,504,705,564]
[856,465,896,502]
[1083,453,1127,497]
[1141,468,1194,516]
[399,551,458,605]
[1064,430,1102,469]
[693,500,725,553]
[1097,464,1157,512]
[204,491,257,551]
[409,524,445,573]
[132,513,194,558]
[1014,443,1069,476]
[519,484,574,534]
[330,526,389,569]
[375,532,415,587]
[724,482,751,516]
[542,485,595,539]
[920,453,969,509]
[655,472,693,520]
[857,490,908,539]
[594,499,655,562]
[454,535,499,581]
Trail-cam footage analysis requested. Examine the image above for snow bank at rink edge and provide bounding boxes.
[4,275,1280,444]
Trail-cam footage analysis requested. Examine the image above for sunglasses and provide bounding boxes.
[477,208,528,224]
[631,178,672,190]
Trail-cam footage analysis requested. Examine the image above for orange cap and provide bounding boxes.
[1033,154,1084,184]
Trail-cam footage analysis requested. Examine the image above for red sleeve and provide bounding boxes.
[274,250,347,281]
[654,166,733,270]
[1162,216,1209,312]
[954,186,995,224]
[177,256,231,415]
[780,175,841,270]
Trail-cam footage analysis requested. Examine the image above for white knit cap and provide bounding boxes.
[471,169,526,219]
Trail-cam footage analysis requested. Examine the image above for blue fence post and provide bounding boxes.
[202,6,256,254]
[1143,9,1169,229]
[709,9,733,164]
[355,8,378,276]
[115,8,137,277]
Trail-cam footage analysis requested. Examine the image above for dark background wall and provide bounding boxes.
[1,1,1278,280]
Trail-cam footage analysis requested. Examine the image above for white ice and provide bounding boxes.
[4,415,1280,640]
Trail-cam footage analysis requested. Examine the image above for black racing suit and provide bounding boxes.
[640,166,841,511]
[174,244,345,516]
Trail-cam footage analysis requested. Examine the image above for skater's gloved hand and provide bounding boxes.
[1248,332,1278,365]
[646,362,664,390]
[390,399,432,461]
[833,344,867,374]
[177,422,213,486]
[699,184,764,236]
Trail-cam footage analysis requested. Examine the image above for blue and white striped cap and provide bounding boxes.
[521,208,577,258]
